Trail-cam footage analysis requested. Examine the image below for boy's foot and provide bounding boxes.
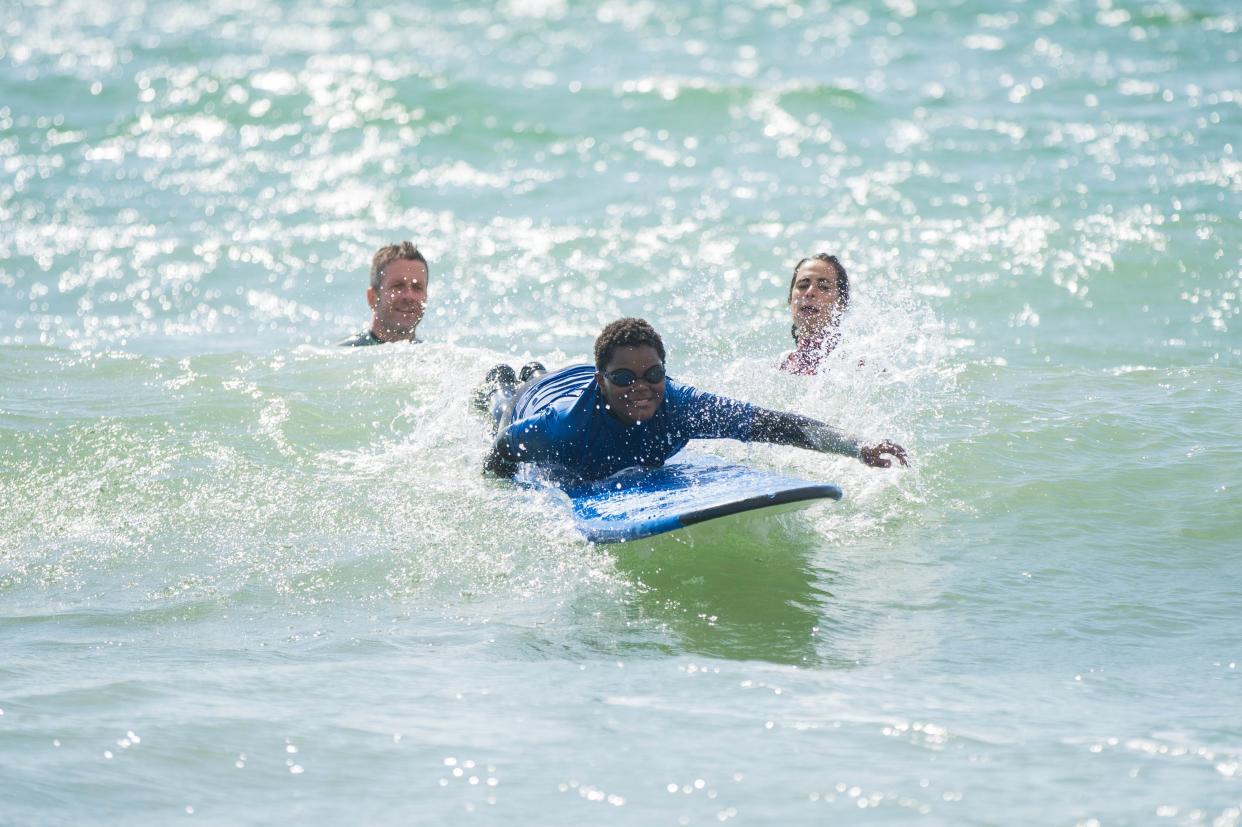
[471,364,518,414]
[518,361,547,383]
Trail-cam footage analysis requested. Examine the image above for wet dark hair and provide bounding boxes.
[788,253,849,342]
[594,317,666,370]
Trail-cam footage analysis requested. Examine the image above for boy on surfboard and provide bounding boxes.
[478,318,907,481]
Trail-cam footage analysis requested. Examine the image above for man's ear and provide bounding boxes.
[594,370,605,386]
[367,287,378,310]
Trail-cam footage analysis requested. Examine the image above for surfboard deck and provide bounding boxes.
[558,454,842,544]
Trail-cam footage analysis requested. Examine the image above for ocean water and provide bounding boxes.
[2,0,1240,824]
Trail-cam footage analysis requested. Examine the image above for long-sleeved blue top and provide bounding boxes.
[491,364,760,481]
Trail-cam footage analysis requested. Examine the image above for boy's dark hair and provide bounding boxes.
[594,318,666,369]
[788,253,849,342]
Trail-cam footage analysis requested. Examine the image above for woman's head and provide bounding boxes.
[788,254,849,343]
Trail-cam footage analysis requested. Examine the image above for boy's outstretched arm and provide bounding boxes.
[748,408,909,468]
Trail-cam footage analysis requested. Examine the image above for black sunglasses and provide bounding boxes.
[604,364,666,387]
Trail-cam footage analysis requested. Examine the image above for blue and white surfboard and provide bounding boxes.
[558,454,842,544]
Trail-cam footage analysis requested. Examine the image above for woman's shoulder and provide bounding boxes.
[779,349,819,375]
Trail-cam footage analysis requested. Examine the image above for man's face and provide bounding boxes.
[368,259,428,340]
[596,345,666,426]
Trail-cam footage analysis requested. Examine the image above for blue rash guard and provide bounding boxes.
[491,364,761,481]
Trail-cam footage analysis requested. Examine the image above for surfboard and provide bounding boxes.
[558,453,842,544]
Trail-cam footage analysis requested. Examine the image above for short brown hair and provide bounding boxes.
[594,318,666,369]
[370,241,428,290]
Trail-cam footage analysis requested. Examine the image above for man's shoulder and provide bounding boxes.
[336,329,382,347]
[336,329,422,347]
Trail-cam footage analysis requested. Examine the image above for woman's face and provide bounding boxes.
[788,259,842,340]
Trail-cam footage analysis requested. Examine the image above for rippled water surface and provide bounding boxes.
[2,0,1240,824]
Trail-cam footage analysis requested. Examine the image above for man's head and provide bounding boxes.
[594,318,667,426]
[367,241,429,341]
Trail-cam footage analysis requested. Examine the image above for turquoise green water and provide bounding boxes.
[2,0,1240,823]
